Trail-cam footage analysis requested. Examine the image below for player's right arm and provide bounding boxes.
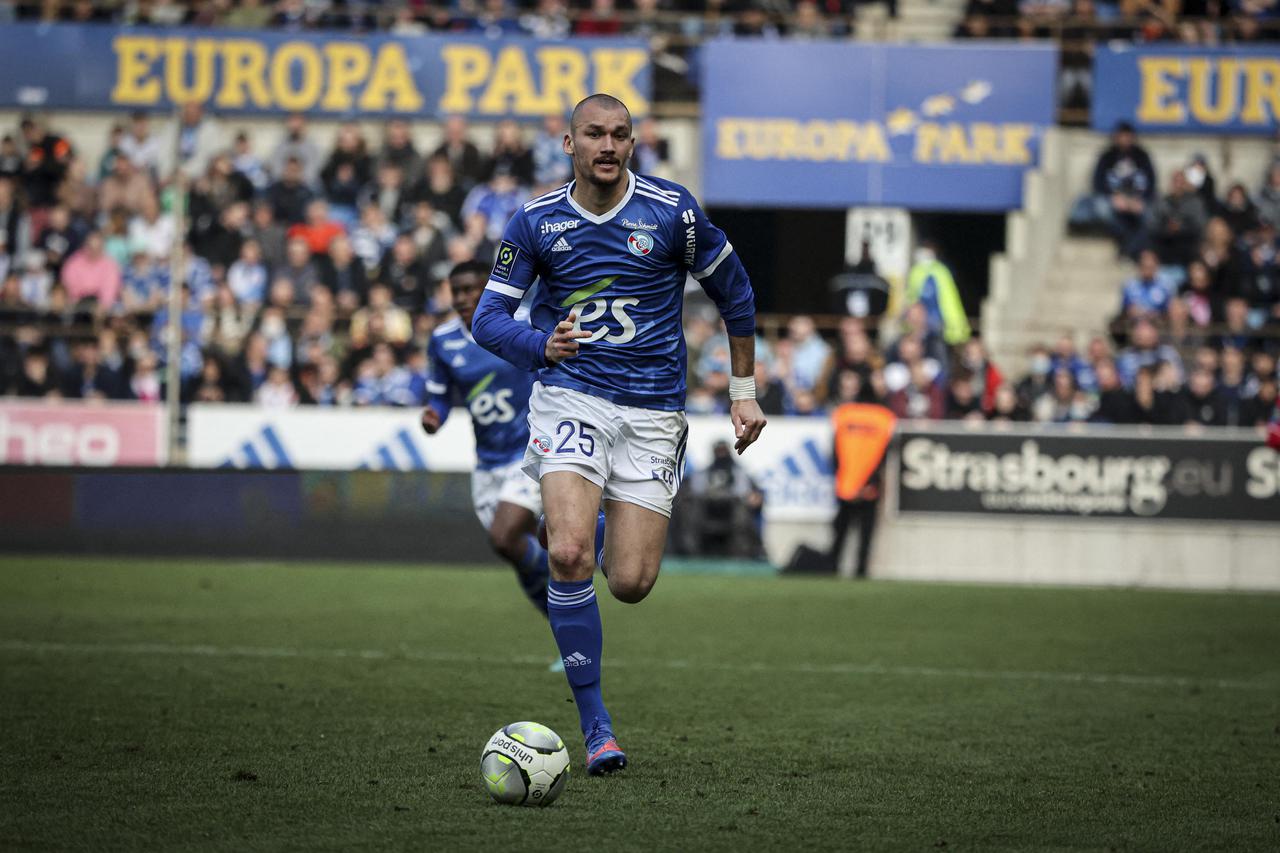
[472,213,587,370]
[420,336,451,435]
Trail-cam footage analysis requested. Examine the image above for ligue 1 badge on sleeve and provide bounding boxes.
[492,241,521,280]
[626,230,654,256]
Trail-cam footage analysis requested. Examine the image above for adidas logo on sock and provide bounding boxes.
[551,237,572,253]
[563,651,592,667]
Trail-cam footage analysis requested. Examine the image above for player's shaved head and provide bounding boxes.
[566,93,635,195]
[570,94,632,134]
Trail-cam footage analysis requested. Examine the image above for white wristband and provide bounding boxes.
[729,375,756,401]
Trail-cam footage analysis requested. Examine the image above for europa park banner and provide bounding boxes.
[700,41,1057,211]
[0,24,651,119]
[1092,45,1280,135]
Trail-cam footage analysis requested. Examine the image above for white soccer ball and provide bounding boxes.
[480,721,570,807]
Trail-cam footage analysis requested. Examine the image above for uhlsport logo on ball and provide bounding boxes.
[480,722,570,806]
[627,230,654,256]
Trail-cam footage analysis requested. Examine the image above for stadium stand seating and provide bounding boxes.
[0,0,1277,430]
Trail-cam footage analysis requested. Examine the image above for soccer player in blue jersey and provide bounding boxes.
[420,261,550,612]
[472,94,767,775]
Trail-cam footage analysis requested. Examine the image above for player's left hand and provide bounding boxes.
[420,407,442,435]
[730,400,767,455]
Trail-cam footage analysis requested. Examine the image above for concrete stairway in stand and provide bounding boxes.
[987,236,1132,372]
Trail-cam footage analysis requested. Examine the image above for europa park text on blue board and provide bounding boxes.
[1134,56,1280,128]
[715,117,1035,166]
[108,35,649,116]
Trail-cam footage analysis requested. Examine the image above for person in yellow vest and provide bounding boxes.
[905,241,971,347]
[828,371,897,578]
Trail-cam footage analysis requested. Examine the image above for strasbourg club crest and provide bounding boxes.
[627,230,654,256]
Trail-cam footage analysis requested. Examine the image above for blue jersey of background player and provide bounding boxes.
[472,94,767,776]
[420,260,549,613]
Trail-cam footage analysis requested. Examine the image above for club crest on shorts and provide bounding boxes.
[626,230,654,256]
[532,435,552,454]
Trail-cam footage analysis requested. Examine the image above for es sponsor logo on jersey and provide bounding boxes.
[532,435,552,454]
[491,241,520,281]
[620,217,659,232]
[469,389,516,425]
[627,230,655,256]
[540,218,580,235]
[559,276,639,345]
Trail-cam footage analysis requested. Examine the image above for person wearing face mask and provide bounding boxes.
[1016,345,1054,409]
[1183,153,1217,211]
[904,241,971,346]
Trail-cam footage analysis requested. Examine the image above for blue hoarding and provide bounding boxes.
[0,24,651,119]
[1092,45,1280,136]
[701,41,1057,211]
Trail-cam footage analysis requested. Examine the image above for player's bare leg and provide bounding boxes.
[487,501,548,613]
[541,471,603,582]
[601,500,669,604]
[540,469,626,774]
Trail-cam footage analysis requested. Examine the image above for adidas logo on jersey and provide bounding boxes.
[552,237,572,253]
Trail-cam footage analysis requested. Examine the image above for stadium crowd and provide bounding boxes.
[3,0,889,36]
[0,110,1277,428]
[956,0,1280,44]
[9,0,1278,45]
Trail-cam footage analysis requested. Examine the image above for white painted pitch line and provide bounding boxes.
[0,639,1270,692]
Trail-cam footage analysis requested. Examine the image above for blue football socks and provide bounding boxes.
[515,534,549,615]
[547,578,609,735]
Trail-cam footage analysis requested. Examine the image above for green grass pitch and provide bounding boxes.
[1,556,1277,851]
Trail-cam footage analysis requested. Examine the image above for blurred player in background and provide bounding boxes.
[420,261,549,613]
[473,94,766,775]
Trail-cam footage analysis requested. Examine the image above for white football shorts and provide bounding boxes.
[521,382,688,517]
[472,459,543,530]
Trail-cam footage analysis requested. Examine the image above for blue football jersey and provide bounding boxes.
[471,171,756,412]
[425,317,538,470]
